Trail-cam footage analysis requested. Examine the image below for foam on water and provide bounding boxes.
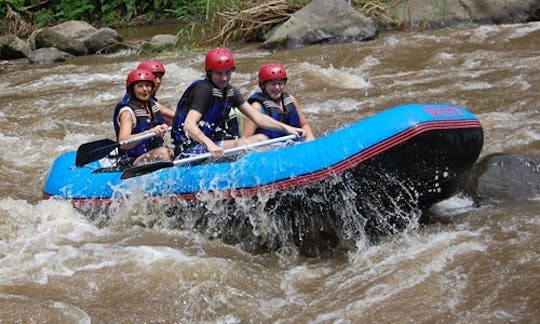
[470,25,502,43]
[431,195,476,216]
[506,21,540,39]
[357,55,381,71]
[124,245,195,266]
[297,62,371,90]
[508,75,532,91]
[158,64,203,99]
[0,129,92,170]
[480,111,539,152]
[16,72,119,91]
[0,198,104,283]
[303,98,364,114]
[304,229,487,322]
[0,196,206,289]
[0,294,92,323]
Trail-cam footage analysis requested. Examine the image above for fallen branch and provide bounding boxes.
[2,4,35,38]
[202,0,301,45]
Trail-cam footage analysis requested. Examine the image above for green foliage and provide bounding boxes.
[53,0,95,22]
[33,9,54,27]
[0,0,28,17]
[164,0,211,21]
[101,11,121,27]
[0,0,316,28]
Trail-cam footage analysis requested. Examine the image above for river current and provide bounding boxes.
[0,22,539,322]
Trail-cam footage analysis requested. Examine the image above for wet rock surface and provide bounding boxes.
[465,153,540,205]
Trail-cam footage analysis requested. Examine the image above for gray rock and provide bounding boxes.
[263,0,378,50]
[0,34,32,59]
[27,47,74,64]
[465,153,540,205]
[141,34,176,52]
[394,0,540,28]
[82,27,124,54]
[34,27,88,56]
[49,20,98,40]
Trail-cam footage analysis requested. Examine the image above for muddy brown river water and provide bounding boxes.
[0,22,539,322]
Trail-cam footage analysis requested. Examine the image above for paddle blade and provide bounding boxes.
[75,139,118,167]
[121,161,174,179]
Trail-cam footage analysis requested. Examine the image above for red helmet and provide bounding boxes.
[137,60,166,75]
[258,63,288,84]
[126,69,155,88]
[205,47,235,71]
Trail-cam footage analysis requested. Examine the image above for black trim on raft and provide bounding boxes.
[255,122,484,254]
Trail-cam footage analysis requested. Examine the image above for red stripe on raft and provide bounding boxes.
[232,120,482,197]
[43,120,482,207]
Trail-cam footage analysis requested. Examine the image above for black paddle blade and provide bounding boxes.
[75,139,118,167]
[120,161,174,179]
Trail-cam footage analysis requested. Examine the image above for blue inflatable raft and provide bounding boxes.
[43,103,483,255]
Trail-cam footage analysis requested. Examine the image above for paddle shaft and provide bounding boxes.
[173,134,298,166]
[75,126,171,166]
[121,134,298,179]
[118,126,172,147]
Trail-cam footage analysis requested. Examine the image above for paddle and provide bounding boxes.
[121,134,299,179]
[75,127,171,167]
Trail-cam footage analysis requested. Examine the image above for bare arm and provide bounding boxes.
[183,109,223,155]
[239,101,305,137]
[291,95,315,141]
[241,101,261,137]
[159,103,175,126]
[118,109,168,150]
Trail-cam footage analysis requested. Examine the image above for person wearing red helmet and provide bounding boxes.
[137,60,165,93]
[113,68,173,165]
[171,47,305,157]
[136,60,175,125]
[242,63,315,142]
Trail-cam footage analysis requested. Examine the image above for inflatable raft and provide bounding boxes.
[43,103,483,254]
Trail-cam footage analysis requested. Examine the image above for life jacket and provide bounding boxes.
[172,79,239,152]
[247,91,300,139]
[113,98,164,158]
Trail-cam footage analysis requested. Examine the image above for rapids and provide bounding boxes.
[1,22,539,322]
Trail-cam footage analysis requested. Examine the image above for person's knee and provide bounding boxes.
[166,148,174,160]
[156,147,173,160]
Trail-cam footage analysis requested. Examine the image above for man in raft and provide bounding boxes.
[171,47,305,157]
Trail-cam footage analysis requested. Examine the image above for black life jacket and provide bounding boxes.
[172,79,239,152]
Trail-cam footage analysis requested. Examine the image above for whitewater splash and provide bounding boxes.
[72,167,425,257]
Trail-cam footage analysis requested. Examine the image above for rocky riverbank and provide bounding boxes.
[1,0,538,63]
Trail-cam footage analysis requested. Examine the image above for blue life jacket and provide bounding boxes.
[172,79,239,152]
[113,98,164,158]
[247,91,300,139]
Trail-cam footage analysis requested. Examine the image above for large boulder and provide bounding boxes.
[34,27,88,56]
[263,0,378,50]
[49,20,98,40]
[393,0,540,28]
[465,153,540,205]
[81,27,124,54]
[0,34,32,59]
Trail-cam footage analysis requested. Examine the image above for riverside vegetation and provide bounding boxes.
[1,0,397,49]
